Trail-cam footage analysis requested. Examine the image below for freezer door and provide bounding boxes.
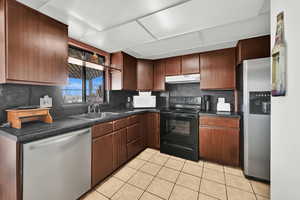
[244,114,270,180]
[243,58,271,181]
[23,128,91,200]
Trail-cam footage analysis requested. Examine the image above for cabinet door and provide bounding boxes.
[137,59,153,90]
[200,127,239,166]
[147,113,160,149]
[165,56,181,76]
[6,0,68,84]
[113,128,127,170]
[199,127,223,162]
[221,128,239,166]
[110,52,123,70]
[92,133,113,186]
[127,123,140,143]
[200,48,236,90]
[39,14,68,84]
[146,113,155,148]
[153,60,166,91]
[181,54,200,74]
[139,114,148,149]
[6,0,40,82]
[123,53,137,90]
[236,35,270,65]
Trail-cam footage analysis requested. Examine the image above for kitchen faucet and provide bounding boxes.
[88,104,101,114]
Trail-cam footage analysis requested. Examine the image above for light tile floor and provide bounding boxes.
[81,148,270,200]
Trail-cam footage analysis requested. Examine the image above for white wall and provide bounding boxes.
[271,1,300,199]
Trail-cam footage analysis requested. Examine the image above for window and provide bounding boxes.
[62,46,106,104]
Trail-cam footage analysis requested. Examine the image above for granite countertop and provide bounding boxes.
[199,111,240,118]
[0,108,239,142]
[0,108,160,143]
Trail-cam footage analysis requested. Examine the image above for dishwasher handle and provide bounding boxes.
[29,129,90,150]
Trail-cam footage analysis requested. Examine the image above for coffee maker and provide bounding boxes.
[201,95,211,111]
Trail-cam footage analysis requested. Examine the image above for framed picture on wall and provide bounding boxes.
[272,12,286,96]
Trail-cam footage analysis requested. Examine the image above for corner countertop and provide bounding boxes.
[199,111,241,118]
[0,109,160,143]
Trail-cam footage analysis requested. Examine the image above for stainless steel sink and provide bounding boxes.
[71,112,118,120]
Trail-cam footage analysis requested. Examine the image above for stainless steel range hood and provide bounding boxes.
[165,74,200,84]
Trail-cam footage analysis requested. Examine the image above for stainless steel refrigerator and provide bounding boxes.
[242,58,271,181]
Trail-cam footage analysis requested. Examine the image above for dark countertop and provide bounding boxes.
[0,108,239,142]
[199,111,240,118]
[0,109,160,143]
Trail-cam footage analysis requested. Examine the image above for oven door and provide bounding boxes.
[160,112,199,160]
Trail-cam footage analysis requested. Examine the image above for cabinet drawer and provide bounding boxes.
[113,118,127,131]
[200,116,239,129]
[127,124,140,143]
[127,139,142,159]
[92,121,113,138]
[127,115,139,126]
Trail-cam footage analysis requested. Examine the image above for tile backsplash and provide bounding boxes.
[0,84,137,123]
[0,82,235,123]
[157,83,235,111]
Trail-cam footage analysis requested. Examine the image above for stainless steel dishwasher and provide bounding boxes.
[23,128,92,200]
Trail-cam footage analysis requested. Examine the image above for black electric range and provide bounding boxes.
[160,104,200,161]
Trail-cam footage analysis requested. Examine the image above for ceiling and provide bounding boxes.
[17,0,270,59]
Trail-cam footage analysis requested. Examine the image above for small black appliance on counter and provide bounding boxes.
[201,95,211,111]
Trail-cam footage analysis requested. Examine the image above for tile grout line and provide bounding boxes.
[223,165,229,200]
[166,159,186,200]
[137,151,171,200]
[196,161,204,200]
[95,149,156,199]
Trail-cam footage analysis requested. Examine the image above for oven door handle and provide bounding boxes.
[161,113,198,119]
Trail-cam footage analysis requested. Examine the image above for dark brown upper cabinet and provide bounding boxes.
[110,52,137,90]
[200,48,236,90]
[181,54,200,74]
[236,35,270,65]
[153,59,166,91]
[165,56,181,76]
[137,59,153,91]
[0,0,68,85]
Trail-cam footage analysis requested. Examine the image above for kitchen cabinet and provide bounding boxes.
[147,113,160,149]
[165,56,181,76]
[0,0,68,85]
[126,115,142,159]
[200,48,236,90]
[153,59,166,91]
[139,113,148,149]
[110,51,137,90]
[137,59,153,91]
[92,133,114,186]
[199,116,240,166]
[113,128,127,170]
[181,54,200,74]
[236,35,270,65]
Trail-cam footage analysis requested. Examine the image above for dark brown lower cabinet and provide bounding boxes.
[199,116,240,167]
[92,133,113,187]
[127,123,140,143]
[113,128,127,170]
[127,139,142,159]
[147,113,160,149]
[139,113,148,149]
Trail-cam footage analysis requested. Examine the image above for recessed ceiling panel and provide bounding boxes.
[139,0,265,39]
[130,32,203,56]
[130,13,270,59]
[142,41,238,59]
[81,21,155,53]
[39,0,186,31]
[201,13,270,47]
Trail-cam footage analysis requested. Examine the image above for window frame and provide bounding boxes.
[62,46,106,105]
